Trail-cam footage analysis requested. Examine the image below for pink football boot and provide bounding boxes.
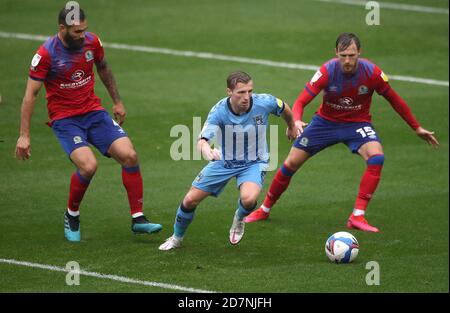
[347,214,379,232]
[244,207,270,223]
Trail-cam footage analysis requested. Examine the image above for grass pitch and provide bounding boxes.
[0,0,448,293]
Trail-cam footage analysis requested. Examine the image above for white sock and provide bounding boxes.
[261,205,271,213]
[353,209,365,216]
[132,212,144,218]
[67,208,80,217]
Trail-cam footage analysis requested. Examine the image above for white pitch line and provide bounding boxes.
[0,258,217,293]
[0,31,448,87]
[316,0,449,14]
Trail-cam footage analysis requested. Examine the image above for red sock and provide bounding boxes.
[263,163,296,208]
[122,166,143,216]
[68,171,91,212]
[354,164,383,211]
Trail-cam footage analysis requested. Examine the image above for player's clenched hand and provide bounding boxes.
[112,102,126,126]
[295,120,308,134]
[15,135,31,160]
[285,125,300,141]
[415,126,439,148]
[202,146,221,161]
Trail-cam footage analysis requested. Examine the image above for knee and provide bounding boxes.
[183,193,200,210]
[79,159,97,178]
[240,194,258,210]
[122,149,139,167]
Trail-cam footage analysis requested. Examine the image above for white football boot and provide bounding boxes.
[229,214,245,245]
[159,235,182,251]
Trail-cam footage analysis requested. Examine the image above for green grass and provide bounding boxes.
[0,0,448,293]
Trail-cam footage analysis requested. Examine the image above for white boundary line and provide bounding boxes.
[316,0,449,14]
[0,31,448,87]
[0,258,217,293]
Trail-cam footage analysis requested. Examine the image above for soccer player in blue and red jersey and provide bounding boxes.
[15,7,162,241]
[245,33,439,232]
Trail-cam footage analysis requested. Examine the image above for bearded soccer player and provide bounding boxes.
[244,33,439,232]
[15,7,162,242]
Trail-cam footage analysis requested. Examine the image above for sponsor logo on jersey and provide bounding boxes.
[358,85,369,95]
[380,71,389,82]
[60,75,92,89]
[85,50,94,62]
[338,97,354,106]
[73,136,83,144]
[71,70,85,82]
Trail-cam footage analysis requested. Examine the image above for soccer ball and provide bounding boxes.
[325,231,359,264]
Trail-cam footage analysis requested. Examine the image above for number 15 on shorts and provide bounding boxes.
[356,126,376,138]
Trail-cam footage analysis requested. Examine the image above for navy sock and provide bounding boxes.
[173,203,196,239]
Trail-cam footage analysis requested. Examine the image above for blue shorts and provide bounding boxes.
[192,161,267,197]
[52,110,128,157]
[293,115,381,156]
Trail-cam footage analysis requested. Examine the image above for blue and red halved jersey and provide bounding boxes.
[304,58,391,124]
[29,32,105,121]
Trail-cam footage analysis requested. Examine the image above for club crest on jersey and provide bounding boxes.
[338,97,353,106]
[73,136,83,144]
[71,70,85,82]
[254,115,264,125]
[358,85,369,95]
[85,50,94,62]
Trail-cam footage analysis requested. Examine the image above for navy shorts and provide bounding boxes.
[52,110,128,157]
[293,115,381,156]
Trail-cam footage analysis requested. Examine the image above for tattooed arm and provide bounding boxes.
[96,58,126,125]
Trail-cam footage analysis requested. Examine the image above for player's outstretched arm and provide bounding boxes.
[382,88,439,148]
[281,103,300,141]
[197,139,221,161]
[15,78,42,160]
[95,58,125,125]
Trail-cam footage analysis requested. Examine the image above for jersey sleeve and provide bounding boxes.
[305,64,329,96]
[199,104,221,141]
[258,94,285,116]
[28,46,51,81]
[92,33,105,63]
[373,65,391,96]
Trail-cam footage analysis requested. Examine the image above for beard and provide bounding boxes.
[64,32,84,50]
